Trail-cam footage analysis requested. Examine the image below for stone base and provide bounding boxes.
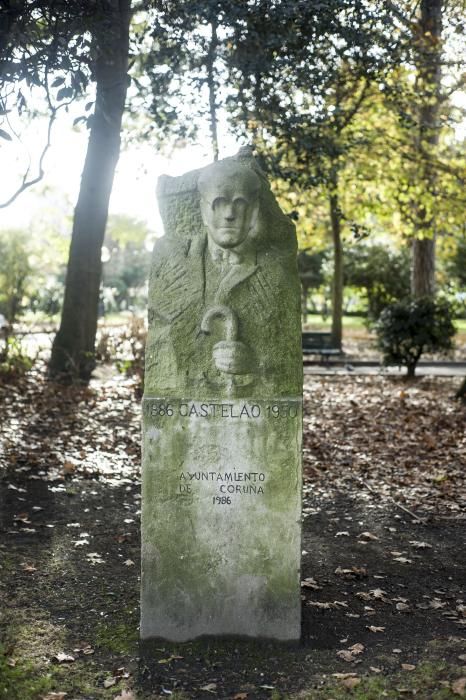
[141,397,302,642]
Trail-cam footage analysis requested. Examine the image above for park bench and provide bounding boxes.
[302,331,344,364]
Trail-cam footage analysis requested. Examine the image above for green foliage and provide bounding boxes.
[375,297,456,377]
[446,232,466,288]
[0,230,32,325]
[0,644,52,700]
[297,249,327,290]
[101,215,151,313]
[96,317,146,394]
[0,337,34,377]
[344,244,411,321]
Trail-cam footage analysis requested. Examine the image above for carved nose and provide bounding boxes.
[224,204,235,221]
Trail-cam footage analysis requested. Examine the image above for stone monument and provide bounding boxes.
[141,150,303,641]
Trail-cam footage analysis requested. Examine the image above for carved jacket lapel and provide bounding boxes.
[214,260,259,304]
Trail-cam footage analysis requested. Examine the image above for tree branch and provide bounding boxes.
[0,100,66,209]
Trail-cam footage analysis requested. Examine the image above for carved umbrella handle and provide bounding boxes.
[201,306,243,396]
[200,305,238,341]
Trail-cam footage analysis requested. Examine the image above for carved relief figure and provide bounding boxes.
[145,154,302,398]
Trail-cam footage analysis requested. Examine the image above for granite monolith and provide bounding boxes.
[141,151,303,641]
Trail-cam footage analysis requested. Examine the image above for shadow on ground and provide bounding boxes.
[0,370,465,698]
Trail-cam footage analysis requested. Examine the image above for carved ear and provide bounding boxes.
[199,197,211,226]
[247,199,261,237]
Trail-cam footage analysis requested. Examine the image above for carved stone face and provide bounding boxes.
[198,162,260,249]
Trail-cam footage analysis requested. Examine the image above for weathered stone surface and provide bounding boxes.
[141,152,303,641]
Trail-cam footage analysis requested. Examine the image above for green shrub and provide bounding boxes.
[344,244,411,322]
[0,337,34,378]
[375,297,456,377]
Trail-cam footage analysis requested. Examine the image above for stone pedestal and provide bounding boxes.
[141,398,302,641]
[141,153,303,641]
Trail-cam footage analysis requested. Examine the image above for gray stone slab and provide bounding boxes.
[141,152,303,641]
[141,397,302,641]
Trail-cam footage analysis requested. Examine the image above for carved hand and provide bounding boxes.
[212,340,252,375]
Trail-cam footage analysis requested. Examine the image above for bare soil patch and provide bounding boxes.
[0,367,465,699]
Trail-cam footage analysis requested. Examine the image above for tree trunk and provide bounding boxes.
[411,0,443,298]
[329,167,343,349]
[455,376,466,402]
[301,283,309,326]
[206,18,219,162]
[49,0,131,381]
[412,237,436,297]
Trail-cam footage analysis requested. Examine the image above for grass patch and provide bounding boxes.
[0,642,132,700]
[0,646,52,700]
[292,661,463,699]
[304,315,367,331]
[95,620,139,655]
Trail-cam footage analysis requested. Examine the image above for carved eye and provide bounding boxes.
[233,197,248,208]
[212,197,227,210]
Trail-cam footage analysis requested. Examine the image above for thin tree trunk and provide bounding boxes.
[329,167,343,349]
[49,0,131,381]
[301,283,309,326]
[411,0,443,298]
[412,237,436,297]
[455,376,466,402]
[206,18,219,161]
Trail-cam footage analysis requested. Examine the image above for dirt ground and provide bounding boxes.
[0,367,465,699]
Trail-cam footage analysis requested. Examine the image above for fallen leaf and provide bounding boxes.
[14,513,31,524]
[396,602,411,612]
[401,664,416,671]
[124,559,135,566]
[358,531,379,541]
[337,650,355,662]
[409,540,432,549]
[62,461,76,475]
[52,652,75,664]
[103,677,117,688]
[232,694,248,700]
[40,694,67,700]
[158,655,183,664]
[114,692,136,700]
[301,577,322,590]
[332,673,358,678]
[366,625,385,633]
[86,552,104,565]
[73,644,94,655]
[20,563,37,573]
[334,566,368,578]
[200,683,217,692]
[370,667,382,673]
[349,643,364,655]
[369,588,388,600]
[452,678,466,697]
[393,556,413,564]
